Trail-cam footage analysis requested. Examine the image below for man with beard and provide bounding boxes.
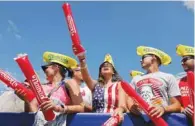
[176,44,194,119]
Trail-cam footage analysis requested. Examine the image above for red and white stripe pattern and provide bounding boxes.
[103,82,119,113]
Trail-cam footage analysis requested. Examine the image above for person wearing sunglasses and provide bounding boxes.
[15,52,85,126]
[176,44,194,119]
[129,46,181,119]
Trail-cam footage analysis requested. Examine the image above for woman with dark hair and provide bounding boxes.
[15,52,85,126]
[77,53,129,121]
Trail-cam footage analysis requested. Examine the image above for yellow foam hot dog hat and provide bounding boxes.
[176,44,194,56]
[42,51,78,70]
[137,46,171,65]
[103,54,114,67]
[130,70,144,78]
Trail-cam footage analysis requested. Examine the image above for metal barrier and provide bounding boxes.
[0,112,192,126]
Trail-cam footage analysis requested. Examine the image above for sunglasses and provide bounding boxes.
[142,55,152,60]
[181,56,194,63]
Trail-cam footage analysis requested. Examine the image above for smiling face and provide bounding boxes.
[100,62,114,77]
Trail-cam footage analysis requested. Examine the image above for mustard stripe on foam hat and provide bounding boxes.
[103,54,114,67]
[42,51,78,69]
[176,44,194,56]
[137,46,172,65]
[130,70,144,78]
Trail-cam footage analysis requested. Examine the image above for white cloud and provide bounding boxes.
[15,34,22,40]
[7,20,19,33]
[7,20,22,39]
[183,1,194,12]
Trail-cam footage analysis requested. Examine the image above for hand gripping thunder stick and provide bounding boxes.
[121,81,168,126]
[187,71,194,123]
[102,115,120,126]
[0,69,35,102]
[14,54,55,121]
[62,3,86,56]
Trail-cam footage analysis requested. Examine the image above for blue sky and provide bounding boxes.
[0,1,194,91]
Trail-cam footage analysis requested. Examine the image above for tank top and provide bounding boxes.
[92,82,119,113]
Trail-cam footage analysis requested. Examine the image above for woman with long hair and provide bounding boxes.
[77,53,129,121]
[15,52,85,126]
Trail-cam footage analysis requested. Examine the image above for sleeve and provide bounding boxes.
[130,78,136,90]
[167,74,181,98]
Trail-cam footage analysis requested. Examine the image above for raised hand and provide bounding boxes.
[72,44,85,56]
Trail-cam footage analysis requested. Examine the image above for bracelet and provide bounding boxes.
[79,58,86,62]
[63,106,69,114]
[81,64,87,70]
[161,105,166,112]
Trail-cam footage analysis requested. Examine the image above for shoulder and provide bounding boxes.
[157,71,176,79]
[65,79,76,86]
[65,79,80,89]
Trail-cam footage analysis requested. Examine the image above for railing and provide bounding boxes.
[0,112,192,126]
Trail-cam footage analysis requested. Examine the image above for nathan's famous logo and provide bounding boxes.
[185,48,194,54]
[48,54,68,65]
[0,70,18,87]
[31,75,45,100]
[136,78,163,88]
[67,15,76,36]
[143,48,164,59]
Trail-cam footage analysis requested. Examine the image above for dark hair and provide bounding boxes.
[154,55,162,66]
[98,62,122,83]
[53,63,72,80]
[147,54,161,66]
[67,69,74,78]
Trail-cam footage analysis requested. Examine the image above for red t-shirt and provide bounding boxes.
[179,76,191,108]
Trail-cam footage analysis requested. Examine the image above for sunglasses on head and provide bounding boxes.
[181,56,194,63]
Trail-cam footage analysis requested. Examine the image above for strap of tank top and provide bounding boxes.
[47,80,65,98]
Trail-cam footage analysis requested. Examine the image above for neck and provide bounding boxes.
[187,68,194,73]
[146,64,159,74]
[103,75,112,84]
[72,77,82,85]
[51,73,63,86]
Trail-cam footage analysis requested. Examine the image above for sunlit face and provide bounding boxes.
[100,62,114,76]
[140,54,153,69]
[181,56,194,72]
[73,67,83,81]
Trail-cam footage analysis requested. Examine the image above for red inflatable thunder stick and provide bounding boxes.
[187,71,194,106]
[102,115,120,126]
[0,69,35,102]
[120,81,168,126]
[187,71,194,123]
[14,54,55,121]
[62,3,86,56]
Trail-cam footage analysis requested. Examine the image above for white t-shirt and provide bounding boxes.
[80,84,92,106]
[131,71,181,107]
